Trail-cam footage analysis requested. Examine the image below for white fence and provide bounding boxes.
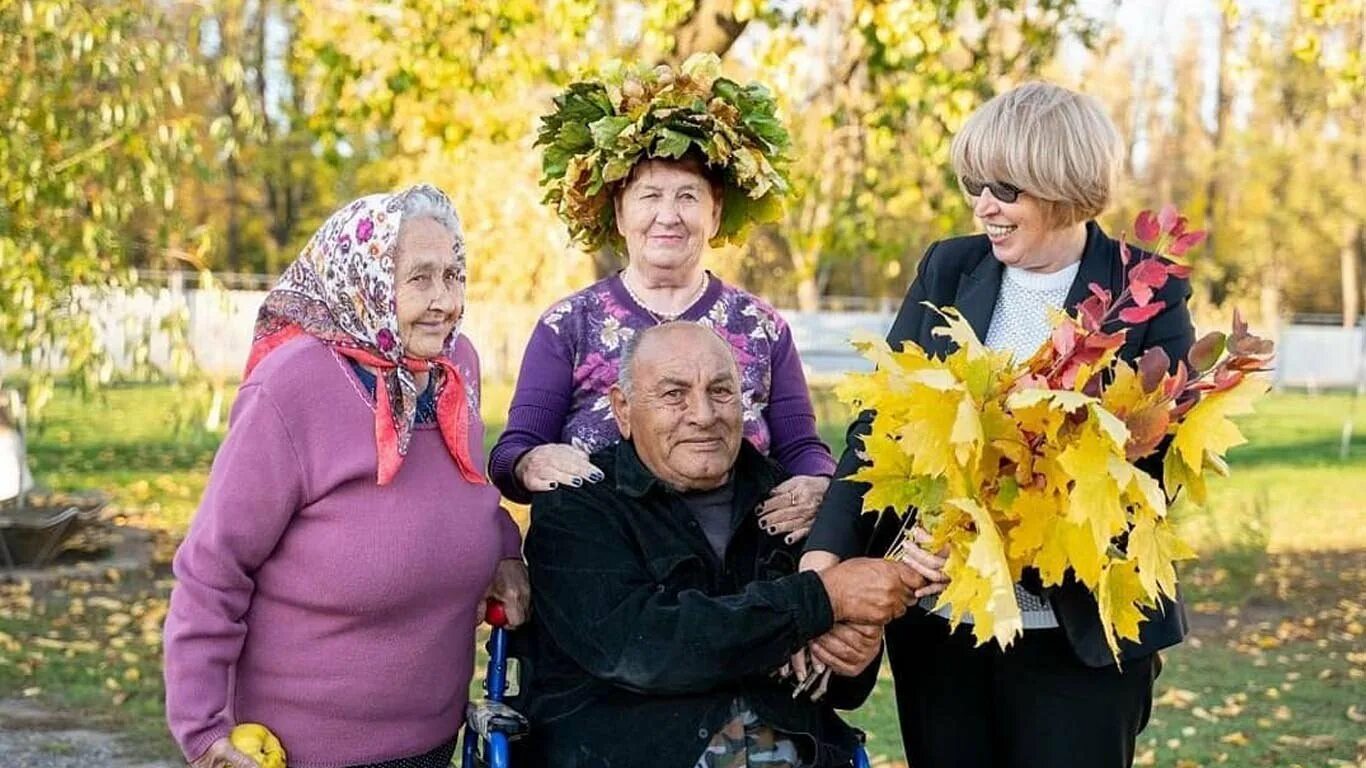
[5,284,1363,390]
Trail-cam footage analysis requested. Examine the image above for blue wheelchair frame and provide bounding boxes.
[461,599,873,768]
[461,600,515,768]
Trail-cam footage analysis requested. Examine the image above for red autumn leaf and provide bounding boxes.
[1051,322,1078,357]
[1170,216,1190,239]
[1125,405,1172,462]
[1188,331,1226,373]
[1134,210,1160,242]
[1139,346,1172,391]
[1129,258,1171,291]
[1228,308,1276,356]
[1084,329,1128,351]
[1158,203,1180,234]
[1169,230,1207,256]
[1164,361,1190,400]
[1089,282,1112,305]
[1166,263,1193,279]
[1082,370,1106,397]
[1119,301,1165,324]
[1132,279,1154,307]
[1228,356,1275,373]
[1077,295,1106,331]
[1170,393,1198,421]
[1210,368,1245,393]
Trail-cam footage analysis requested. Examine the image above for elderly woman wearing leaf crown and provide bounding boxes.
[489,54,834,544]
[804,83,1197,768]
[163,185,528,768]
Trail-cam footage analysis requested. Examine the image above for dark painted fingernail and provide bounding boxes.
[785,534,795,544]
[590,471,604,482]
[755,504,765,513]
[547,481,558,490]
[571,477,583,487]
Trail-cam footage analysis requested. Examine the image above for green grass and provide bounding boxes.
[7,385,1366,766]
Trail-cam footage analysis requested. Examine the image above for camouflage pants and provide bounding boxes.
[692,698,807,768]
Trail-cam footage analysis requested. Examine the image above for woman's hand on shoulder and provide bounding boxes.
[758,475,831,545]
[513,443,601,492]
[189,738,258,768]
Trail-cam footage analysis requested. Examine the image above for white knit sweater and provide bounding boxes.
[922,260,1080,630]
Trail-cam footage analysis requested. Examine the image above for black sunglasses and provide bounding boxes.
[960,177,1023,203]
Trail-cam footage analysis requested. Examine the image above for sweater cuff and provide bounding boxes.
[784,570,836,641]
[786,449,836,478]
[488,443,534,505]
[184,724,233,764]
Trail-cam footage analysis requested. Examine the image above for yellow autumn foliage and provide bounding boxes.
[838,307,1266,662]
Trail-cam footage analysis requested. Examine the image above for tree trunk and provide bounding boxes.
[796,273,820,312]
[668,0,749,63]
[1204,3,1236,260]
[1342,220,1361,327]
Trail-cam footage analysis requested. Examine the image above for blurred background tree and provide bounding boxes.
[4,0,1362,409]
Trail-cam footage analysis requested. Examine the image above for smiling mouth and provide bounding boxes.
[984,222,1017,239]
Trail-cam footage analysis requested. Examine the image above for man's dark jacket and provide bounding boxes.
[805,220,1194,668]
[512,439,879,767]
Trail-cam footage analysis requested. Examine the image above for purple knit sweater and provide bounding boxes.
[489,272,834,502]
[163,335,521,767]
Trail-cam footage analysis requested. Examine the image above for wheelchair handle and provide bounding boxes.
[485,598,509,628]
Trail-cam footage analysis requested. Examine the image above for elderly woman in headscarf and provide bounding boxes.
[163,185,528,768]
[489,55,833,545]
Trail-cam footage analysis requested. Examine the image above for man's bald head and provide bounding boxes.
[611,322,743,491]
[619,322,739,396]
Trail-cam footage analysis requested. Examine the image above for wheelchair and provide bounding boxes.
[460,599,873,768]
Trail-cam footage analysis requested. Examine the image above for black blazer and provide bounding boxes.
[807,220,1194,667]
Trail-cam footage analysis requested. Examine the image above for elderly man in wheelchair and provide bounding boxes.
[472,322,921,768]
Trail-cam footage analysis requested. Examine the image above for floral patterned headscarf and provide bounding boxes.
[244,184,483,486]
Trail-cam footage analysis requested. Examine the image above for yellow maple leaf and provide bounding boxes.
[1098,559,1155,660]
[1058,427,1127,551]
[896,384,977,478]
[1004,487,1060,564]
[1128,512,1196,599]
[847,432,948,515]
[937,499,1023,648]
[1163,448,1209,505]
[929,305,990,359]
[1170,377,1271,475]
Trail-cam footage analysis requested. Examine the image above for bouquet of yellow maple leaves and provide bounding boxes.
[836,206,1275,662]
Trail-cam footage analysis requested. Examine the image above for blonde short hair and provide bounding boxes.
[950,82,1121,228]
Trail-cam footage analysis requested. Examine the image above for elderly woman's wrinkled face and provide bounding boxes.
[393,217,464,358]
[610,325,742,492]
[615,160,721,273]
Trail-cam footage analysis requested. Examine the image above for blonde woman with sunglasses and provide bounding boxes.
[803,82,1194,768]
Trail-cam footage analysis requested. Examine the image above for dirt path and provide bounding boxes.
[0,700,176,768]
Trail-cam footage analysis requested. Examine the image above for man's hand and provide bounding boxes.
[189,738,258,768]
[818,557,923,624]
[811,622,882,677]
[483,558,531,628]
[798,550,840,573]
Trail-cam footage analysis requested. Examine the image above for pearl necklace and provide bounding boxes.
[620,269,709,324]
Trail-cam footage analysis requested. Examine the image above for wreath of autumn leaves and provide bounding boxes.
[535,53,792,253]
